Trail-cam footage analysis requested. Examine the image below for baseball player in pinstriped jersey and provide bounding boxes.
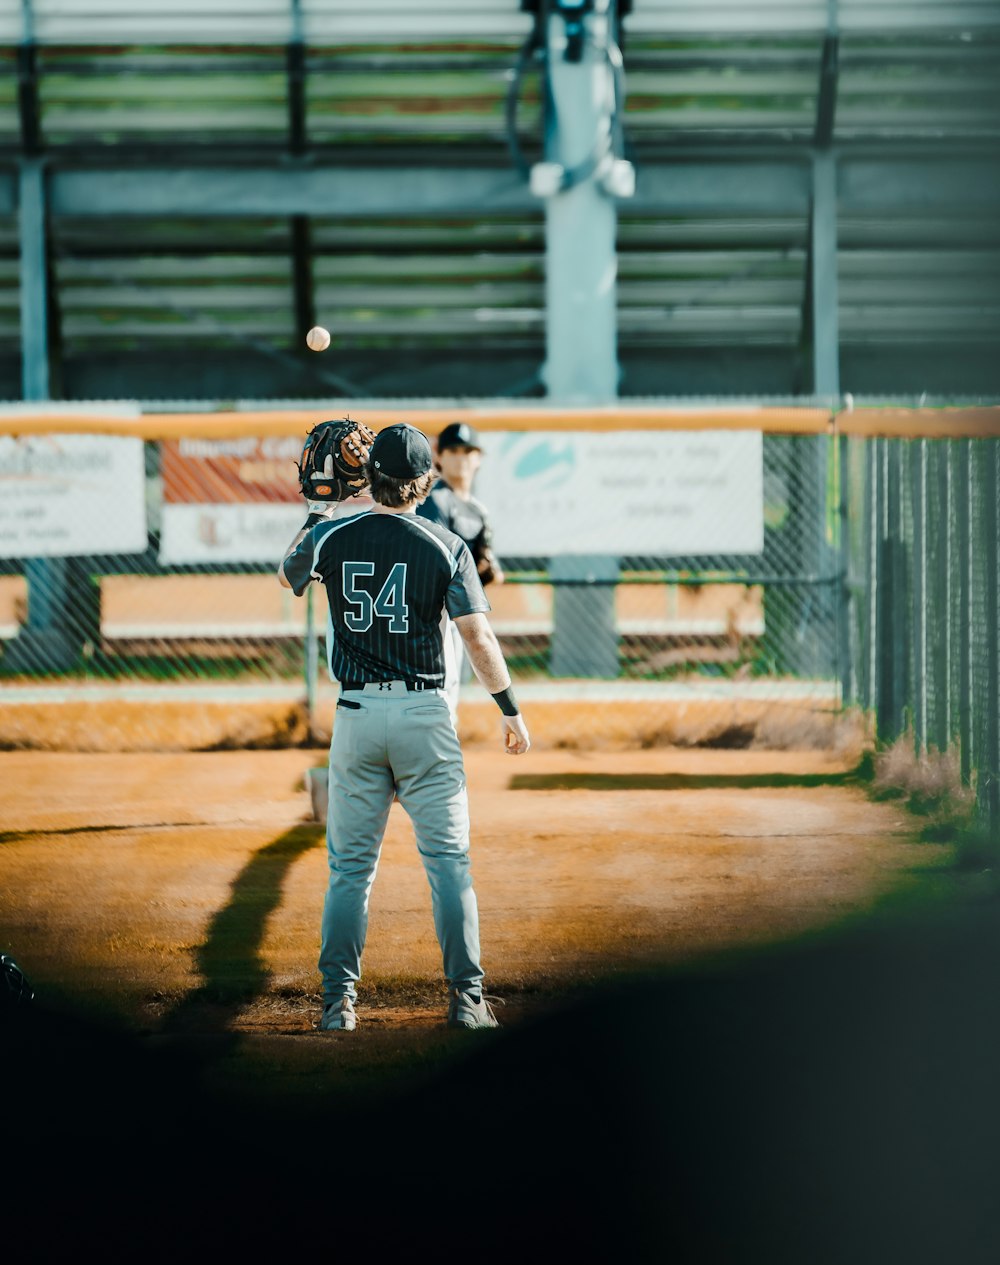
[417,420,503,720]
[278,423,530,1031]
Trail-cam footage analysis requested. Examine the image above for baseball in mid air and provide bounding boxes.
[306,325,331,352]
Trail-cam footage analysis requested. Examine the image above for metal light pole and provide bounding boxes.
[528,0,634,676]
[533,0,631,402]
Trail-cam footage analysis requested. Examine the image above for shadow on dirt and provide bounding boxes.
[157,822,323,1040]
[511,770,860,792]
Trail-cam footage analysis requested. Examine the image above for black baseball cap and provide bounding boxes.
[437,422,483,452]
[369,424,433,478]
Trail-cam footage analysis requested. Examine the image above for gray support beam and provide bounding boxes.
[49,167,538,218]
[290,214,315,342]
[11,157,90,675]
[796,21,841,684]
[839,159,1000,212]
[18,157,49,400]
[542,8,619,402]
[811,150,840,399]
[17,0,41,156]
[804,23,841,678]
[539,3,623,679]
[814,29,838,150]
[43,158,1000,219]
[628,160,812,217]
[46,163,814,219]
[810,18,841,400]
[286,0,306,155]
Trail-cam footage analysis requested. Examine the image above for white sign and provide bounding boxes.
[474,430,764,556]
[0,434,148,558]
[159,503,304,565]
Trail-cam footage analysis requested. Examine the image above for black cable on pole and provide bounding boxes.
[554,36,627,193]
[506,13,546,183]
[506,3,630,194]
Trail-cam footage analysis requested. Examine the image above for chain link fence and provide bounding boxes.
[843,435,1000,838]
[0,428,839,689]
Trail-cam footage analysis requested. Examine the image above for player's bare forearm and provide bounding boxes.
[455,613,530,754]
[454,612,511,692]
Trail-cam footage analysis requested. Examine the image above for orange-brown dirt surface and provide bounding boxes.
[0,742,953,1082]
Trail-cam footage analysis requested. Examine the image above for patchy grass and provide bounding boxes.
[867,736,974,817]
[858,735,998,871]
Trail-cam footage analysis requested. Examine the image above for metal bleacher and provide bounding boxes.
[2,0,998,399]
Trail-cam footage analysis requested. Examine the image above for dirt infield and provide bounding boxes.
[0,742,947,1048]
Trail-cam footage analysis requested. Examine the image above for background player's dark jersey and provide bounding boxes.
[283,509,489,686]
[417,480,491,549]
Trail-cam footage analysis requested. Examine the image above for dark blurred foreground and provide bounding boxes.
[5,892,1000,1265]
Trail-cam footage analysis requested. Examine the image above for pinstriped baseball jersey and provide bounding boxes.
[417,480,492,550]
[283,508,490,686]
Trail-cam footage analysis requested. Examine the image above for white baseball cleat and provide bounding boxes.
[319,995,357,1031]
[447,988,501,1030]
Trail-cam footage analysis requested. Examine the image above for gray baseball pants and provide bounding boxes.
[319,681,484,1003]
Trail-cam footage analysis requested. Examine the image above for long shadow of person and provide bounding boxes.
[157,822,323,1048]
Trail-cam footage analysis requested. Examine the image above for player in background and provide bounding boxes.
[417,422,504,718]
[278,423,529,1033]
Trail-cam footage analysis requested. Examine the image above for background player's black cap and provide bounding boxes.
[370,424,433,478]
[437,422,483,452]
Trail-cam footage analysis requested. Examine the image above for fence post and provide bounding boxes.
[876,439,908,744]
[836,432,853,707]
[957,440,973,786]
[862,437,878,714]
[912,438,928,754]
[891,441,909,740]
[875,439,888,735]
[550,556,619,678]
[983,439,1000,837]
[935,441,952,753]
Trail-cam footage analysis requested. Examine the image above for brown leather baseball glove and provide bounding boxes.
[297,418,376,503]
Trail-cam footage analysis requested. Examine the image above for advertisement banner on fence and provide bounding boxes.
[474,430,764,556]
[159,436,304,564]
[158,429,764,563]
[0,433,148,559]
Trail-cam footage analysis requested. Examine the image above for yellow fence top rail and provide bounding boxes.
[0,404,999,439]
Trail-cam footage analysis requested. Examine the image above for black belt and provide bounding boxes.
[340,679,437,692]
